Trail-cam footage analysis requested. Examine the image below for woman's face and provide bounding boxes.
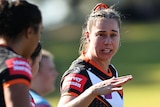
[27,23,43,58]
[87,18,120,63]
[39,58,58,94]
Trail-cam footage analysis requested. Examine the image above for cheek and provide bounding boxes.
[42,72,50,80]
[90,36,98,46]
[113,39,120,50]
[37,33,41,41]
[37,28,42,40]
[32,64,38,76]
[94,38,103,49]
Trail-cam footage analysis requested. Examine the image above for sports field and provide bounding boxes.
[42,22,160,107]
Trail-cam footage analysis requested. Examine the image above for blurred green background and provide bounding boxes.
[29,0,160,106]
[44,22,160,107]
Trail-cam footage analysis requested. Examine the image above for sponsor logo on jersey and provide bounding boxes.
[62,74,87,92]
[6,58,32,79]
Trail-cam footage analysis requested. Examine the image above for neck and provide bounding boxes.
[0,37,29,58]
[85,53,110,71]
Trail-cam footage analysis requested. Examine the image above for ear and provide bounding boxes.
[25,27,34,39]
[85,31,90,42]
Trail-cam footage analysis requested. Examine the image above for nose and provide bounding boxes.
[104,36,112,45]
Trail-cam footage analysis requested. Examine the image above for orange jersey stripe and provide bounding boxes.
[3,79,30,88]
[80,54,113,77]
[62,92,78,97]
[95,96,110,106]
[89,60,113,77]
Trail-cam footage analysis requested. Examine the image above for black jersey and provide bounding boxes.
[0,46,32,107]
[60,55,123,107]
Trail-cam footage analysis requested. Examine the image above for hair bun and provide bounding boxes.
[92,3,109,12]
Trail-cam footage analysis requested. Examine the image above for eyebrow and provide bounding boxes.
[98,30,118,33]
[111,30,118,33]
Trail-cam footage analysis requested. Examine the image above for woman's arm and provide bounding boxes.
[58,86,96,107]
[4,84,30,107]
[58,75,132,107]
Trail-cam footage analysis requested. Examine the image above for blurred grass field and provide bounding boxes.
[41,21,160,107]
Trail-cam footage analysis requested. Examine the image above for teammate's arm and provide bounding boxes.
[4,84,30,107]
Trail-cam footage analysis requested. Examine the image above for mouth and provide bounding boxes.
[102,49,112,54]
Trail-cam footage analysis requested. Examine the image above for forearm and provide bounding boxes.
[58,87,96,107]
[58,75,133,107]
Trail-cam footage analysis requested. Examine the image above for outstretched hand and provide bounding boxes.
[90,75,133,96]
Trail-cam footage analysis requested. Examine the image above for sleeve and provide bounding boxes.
[3,57,32,88]
[60,73,88,97]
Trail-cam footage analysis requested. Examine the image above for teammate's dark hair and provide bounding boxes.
[0,0,42,40]
[31,42,42,61]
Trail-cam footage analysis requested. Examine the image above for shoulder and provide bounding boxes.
[0,47,32,87]
[62,58,88,78]
[0,46,29,75]
[5,57,32,78]
[60,58,89,87]
[60,58,89,95]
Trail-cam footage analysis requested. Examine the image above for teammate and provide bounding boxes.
[30,49,58,107]
[29,42,42,107]
[58,3,133,107]
[0,0,42,107]
[29,42,42,77]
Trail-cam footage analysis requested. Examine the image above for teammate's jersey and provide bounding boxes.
[30,94,36,107]
[0,46,32,107]
[30,90,52,107]
[60,54,123,107]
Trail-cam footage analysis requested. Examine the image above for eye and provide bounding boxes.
[110,33,117,38]
[96,33,105,37]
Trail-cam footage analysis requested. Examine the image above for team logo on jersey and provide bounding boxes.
[5,58,32,79]
[62,74,87,92]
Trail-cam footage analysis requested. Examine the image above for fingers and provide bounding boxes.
[91,75,133,96]
[97,75,132,89]
[103,75,133,92]
[111,75,133,86]
[112,75,133,81]
[117,75,133,80]
[111,87,123,91]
